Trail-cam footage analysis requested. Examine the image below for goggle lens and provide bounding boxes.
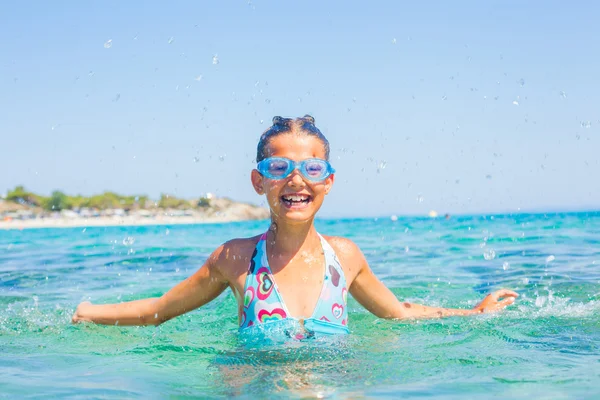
[305,161,326,178]
[266,159,290,178]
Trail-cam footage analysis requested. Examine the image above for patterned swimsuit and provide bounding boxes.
[239,232,349,338]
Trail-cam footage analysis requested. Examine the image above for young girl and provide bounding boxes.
[72,115,518,338]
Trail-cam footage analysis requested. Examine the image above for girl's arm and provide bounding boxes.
[72,245,230,326]
[342,240,518,319]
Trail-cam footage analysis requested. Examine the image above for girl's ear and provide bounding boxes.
[251,169,265,195]
[324,173,335,195]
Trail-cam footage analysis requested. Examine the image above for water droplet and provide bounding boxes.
[154,313,159,319]
[212,54,219,65]
[441,95,447,100]
[390,215,398,221]
[122,237,135,246]
[518,78,525,87]
[581,121,591,128]
[483,249,496,260]
[265,99,271,104]
[416,195,424,203]
[392,38,397,44]
[194,75,203,81]
[404,246,410,252]
[486,174,492,179]
[219,155,225,161]
[104,39,113,49]
[377,161,387,172]
[559,91,567,99]
[502,261,510,270]
[512,100,519,106]
[260,119,264,124]
[168,37,174,44]
[165,228,170,235]
[113,93,121,102]
[546,255,555,263]
[88,71,94,76]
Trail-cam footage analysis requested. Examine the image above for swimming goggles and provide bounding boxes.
[256,157,335,182]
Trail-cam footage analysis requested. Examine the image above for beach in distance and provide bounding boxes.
[0,187,269,230]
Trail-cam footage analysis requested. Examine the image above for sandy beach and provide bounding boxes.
[0,197,270,230]
[0,214,268,230]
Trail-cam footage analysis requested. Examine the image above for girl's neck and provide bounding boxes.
[266,217,319,256]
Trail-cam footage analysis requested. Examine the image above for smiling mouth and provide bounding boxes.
[280,194,312,208]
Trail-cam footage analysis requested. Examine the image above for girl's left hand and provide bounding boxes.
[473,289,519,313]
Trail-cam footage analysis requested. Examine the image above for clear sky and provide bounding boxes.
[1,1,598,217]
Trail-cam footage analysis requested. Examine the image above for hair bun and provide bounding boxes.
[302,114,315,124]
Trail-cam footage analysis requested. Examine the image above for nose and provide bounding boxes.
[287,168,306,188]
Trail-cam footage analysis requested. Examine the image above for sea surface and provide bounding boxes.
[1,213,599,399]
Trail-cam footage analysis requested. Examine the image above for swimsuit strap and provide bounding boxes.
[309,234,349,328]
[240,233,287,329]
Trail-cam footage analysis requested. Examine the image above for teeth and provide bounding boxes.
[282,194,309,201]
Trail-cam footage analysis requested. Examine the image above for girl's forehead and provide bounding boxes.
[265,134,327,159]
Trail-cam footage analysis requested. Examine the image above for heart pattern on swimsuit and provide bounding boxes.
[332,303,344,319]
[248,247,258,274]
[329,265,340,287]
[256,266,274,300]
[256,302,287,323]
[244,286,255,308]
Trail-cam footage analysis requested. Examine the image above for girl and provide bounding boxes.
[72,115,518,338]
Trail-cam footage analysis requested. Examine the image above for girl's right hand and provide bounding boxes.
[473,289,519,313]
[71,301,92,324]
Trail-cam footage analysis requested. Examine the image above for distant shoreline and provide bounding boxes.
[0,214,269,230]
[0,192,271,230]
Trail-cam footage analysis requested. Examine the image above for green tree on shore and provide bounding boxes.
[43,191,70,211]
[4,186,190,211]
[6,186,44,207]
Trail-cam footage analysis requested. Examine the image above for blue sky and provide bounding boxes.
[1,1,598,217]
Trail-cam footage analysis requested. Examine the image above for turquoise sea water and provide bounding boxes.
[1,212,599,399]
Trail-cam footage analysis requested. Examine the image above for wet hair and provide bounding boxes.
[256,115,331,162]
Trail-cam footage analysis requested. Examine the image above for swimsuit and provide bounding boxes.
[239,232,349,338]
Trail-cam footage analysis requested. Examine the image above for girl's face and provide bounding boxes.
[251,133,334,224]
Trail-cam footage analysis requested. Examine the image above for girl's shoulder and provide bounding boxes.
[321,234,365,265]
[320,235,361,255]
[320,235,368,283]
[209,235,262,276]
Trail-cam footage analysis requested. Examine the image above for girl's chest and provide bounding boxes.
[233,257,328,319]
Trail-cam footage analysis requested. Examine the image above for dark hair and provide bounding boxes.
[256,115,331,162]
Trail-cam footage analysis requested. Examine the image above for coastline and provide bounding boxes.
[0,214,269,230]
[0,196,271,230]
